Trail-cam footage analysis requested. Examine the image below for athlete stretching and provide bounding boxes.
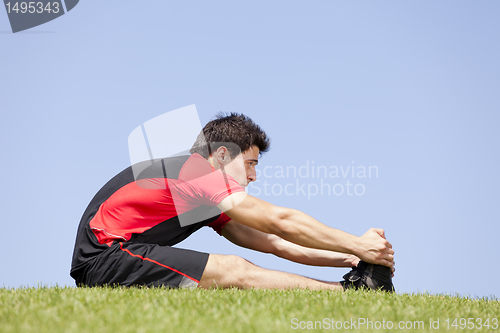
[71,113,395,291]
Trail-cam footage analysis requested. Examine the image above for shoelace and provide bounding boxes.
[342,262,367,283]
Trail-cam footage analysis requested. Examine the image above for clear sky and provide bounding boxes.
[1,1,499,298]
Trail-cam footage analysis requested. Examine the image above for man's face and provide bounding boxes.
[222,145,259,188]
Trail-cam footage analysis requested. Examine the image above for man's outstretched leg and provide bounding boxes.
[199,254,343,290]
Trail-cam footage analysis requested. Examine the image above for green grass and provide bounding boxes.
[1,287,498,333]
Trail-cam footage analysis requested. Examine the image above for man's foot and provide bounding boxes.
[340,261,394,292]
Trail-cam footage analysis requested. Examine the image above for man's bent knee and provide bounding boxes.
[199,254,254,289]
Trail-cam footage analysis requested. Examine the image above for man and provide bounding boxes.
[71,113,395,291]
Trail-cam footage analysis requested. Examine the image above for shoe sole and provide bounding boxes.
[362,263,394,292]
[342,261,394,292]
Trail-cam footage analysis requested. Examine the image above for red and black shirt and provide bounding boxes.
[70,153,244,276]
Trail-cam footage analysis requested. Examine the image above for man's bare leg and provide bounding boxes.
[199,254,343,290]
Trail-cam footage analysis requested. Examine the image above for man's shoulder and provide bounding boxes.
[133,155,191,181]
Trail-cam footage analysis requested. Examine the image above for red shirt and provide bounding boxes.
[89,153,244,245]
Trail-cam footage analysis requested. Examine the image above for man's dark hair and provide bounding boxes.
[190,112,270,158]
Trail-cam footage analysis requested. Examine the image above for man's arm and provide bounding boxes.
[218,193,394,268]
[221,220,360,267]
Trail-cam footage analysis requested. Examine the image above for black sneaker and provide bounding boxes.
[340,261,394,292]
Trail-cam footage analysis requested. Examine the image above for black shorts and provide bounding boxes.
[74,242,209,288]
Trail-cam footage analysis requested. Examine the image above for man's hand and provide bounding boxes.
[347,254,361,268]
[355,228,395,269]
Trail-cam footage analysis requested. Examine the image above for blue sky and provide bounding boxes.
[1,1,499,298]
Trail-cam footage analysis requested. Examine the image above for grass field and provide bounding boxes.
[1,287,498,333]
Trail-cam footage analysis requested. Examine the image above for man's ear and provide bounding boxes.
[215,146,230,165]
